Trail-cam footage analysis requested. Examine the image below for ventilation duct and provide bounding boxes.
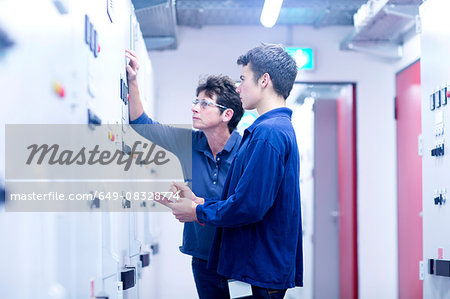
[132,0,178,50]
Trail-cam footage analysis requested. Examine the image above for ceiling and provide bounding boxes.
[133,0,423,56]
[176,0,367,28]
[133,0,368,50]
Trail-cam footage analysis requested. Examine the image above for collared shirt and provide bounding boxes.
[196,107,303,289]
[130,112,241,260]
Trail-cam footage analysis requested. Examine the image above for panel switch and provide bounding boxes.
[93,29,99,58]
[121,268,136,290]
[0,27,14,52]
[441,87,447,105]
[85,15,91,45]
[430,93,436,111]
[431,144,445,157]
[429,259,434,275]
[436,90,442,108]
[435,260,450,277]
[433,191,446,205]
[120,78,128,104]
[88,109,102,129]
[84,14,99,58]
[140,252,150,268]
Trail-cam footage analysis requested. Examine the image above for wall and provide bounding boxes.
[147,25,420,298]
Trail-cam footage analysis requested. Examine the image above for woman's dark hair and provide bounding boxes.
[196,75,244,133]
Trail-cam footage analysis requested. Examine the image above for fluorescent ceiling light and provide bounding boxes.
[260,0,283,28]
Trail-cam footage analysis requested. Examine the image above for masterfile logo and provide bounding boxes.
[4,124,191,212]
[25,141,170,171]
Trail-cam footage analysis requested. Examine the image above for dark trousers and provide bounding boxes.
[248,286,287,299]
[191,257,287,299]
[192,256,229,299]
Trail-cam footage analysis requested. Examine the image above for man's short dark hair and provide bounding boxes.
[196,75,244,133]
[237,44,298,99]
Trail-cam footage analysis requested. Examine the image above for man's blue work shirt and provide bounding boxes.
[196,107,303,289]
[130,112,241,260]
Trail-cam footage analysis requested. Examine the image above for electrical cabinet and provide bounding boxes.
[0,0,160,298]
[420,0,450,297]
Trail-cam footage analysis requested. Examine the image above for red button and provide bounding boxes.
[53,82,65,98]
[438,248,444,259]
[98,45,101,53]
[447,90,450,98]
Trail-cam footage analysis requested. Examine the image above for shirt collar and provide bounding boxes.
[246,107,293,133]
[192,130,241,154]
[222,130,241,153]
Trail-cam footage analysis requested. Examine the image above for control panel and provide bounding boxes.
[420,0,450,297]
[0,0,158,298]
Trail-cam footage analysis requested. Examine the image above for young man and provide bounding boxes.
[165,44,303,298]
[125,50,244,299]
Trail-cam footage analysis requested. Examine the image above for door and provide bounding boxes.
[287,83,358,299]
[396,60,422,299]
[314,99,339,299]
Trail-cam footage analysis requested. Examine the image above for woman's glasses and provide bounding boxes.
[192,99,229,110]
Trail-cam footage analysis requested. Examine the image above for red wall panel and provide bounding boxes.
[396,60,422,299]
[337,85,358,299]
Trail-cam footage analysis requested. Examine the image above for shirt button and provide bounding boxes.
[217,157,221,161]
[213,181,217,184]
[214,173,217,177]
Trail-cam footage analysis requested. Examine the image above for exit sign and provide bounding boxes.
[286,47,314,70]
